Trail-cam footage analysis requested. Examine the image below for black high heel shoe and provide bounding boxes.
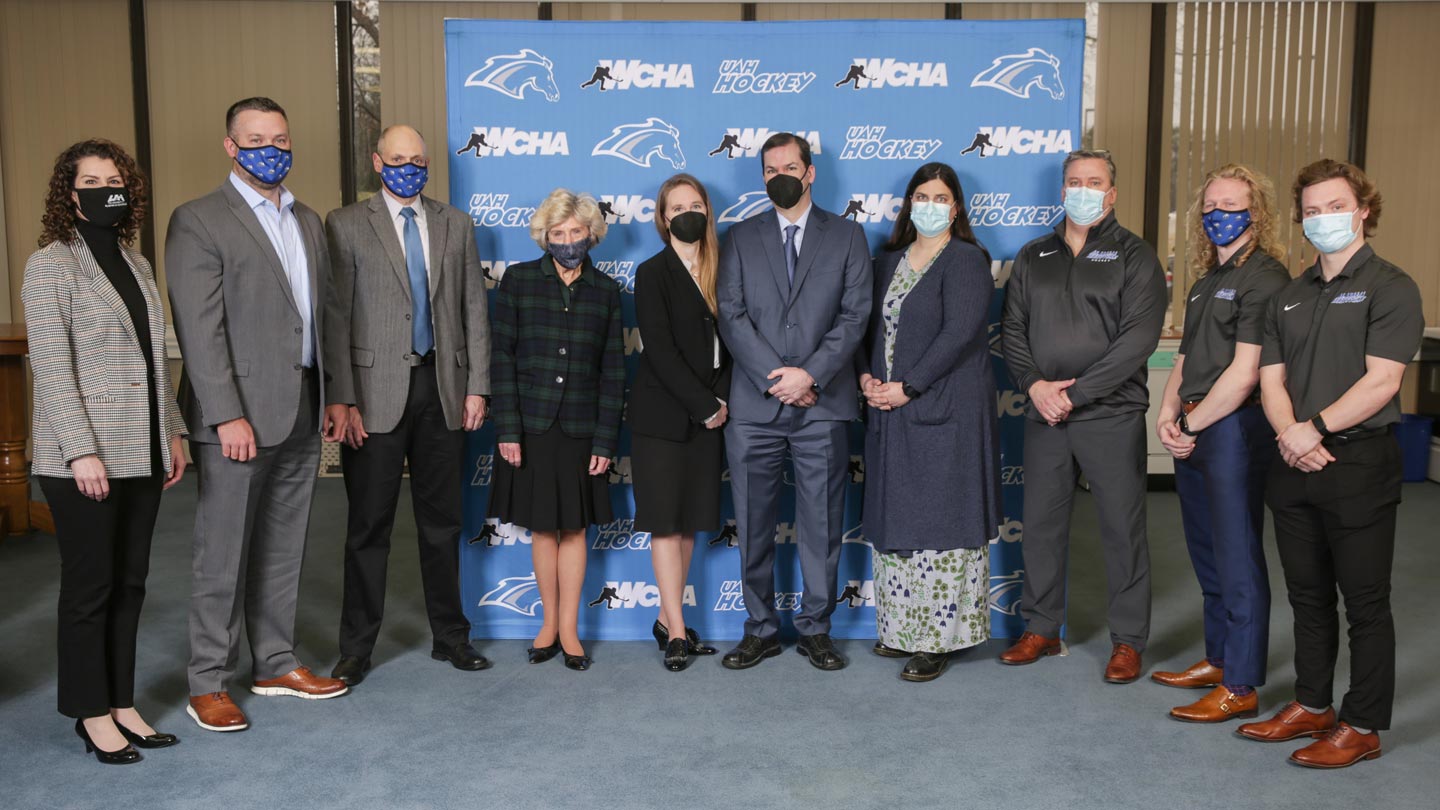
[116,721,179,749]
[653,619,718,656]
[74,719,142,765]
[562,643,592,671]
[528,640,562,664]
[663,638,691,672]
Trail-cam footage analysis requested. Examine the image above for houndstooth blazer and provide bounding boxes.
[22,237,187,479]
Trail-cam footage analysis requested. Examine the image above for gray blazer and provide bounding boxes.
[22,239,186,478]
[717,205,873,423]
[324,193,491,433]
[166,178,348,447]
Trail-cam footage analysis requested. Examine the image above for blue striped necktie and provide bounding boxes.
[400,207,433,355]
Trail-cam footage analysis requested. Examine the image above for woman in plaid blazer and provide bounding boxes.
[488,189,624,672]
[22,140,187,764]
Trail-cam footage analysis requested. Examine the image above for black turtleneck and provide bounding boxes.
[75,218,162,474]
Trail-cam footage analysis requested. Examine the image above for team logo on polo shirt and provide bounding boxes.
[467,193,535,228]
[989,570,1026,615]
[958,127,1073,158]
[477,574,542,615]
[834,58,948,89]
[465,49,561,101]
[591,118,686,169]
[713,579,802,612]
[580,60,694,91]
[588,581,696,609]
[717,191,774,223]
[835,580,876,608]
[597,195,656,224]
[713,59,816,94]
[970,47,1066,100]
[1332,291,1368,304]
[967,193,1065,228]
[839,126,943,161]
[1085,250,1120,262]
[1215,288,1237,300]
[708,129,822,160]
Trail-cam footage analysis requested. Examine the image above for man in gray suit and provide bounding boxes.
[324,125,492,686]
[168,97,351,733]
[717,132,872,671]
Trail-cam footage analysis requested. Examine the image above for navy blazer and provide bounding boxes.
[717,205,872,423]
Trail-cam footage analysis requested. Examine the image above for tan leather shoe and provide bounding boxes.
[1104,643,1142,684]
[1289,723,1381,769]
[1151,659,1223,689]
[251,666,349,700]
[1170,686,1259,723]
[998,632,1061,665]
[186,692,248,732]
[1236,701,1337,742]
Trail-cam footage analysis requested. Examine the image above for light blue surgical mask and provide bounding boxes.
[910,201,952,238]
[1302,210,1360,254]
[1064,186,1108,226]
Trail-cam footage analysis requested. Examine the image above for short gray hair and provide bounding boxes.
[1062,149,1117,186]
[530,189,608,249]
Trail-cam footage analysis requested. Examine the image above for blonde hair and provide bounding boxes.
[654,174,720,315]
[529,188,608,249]
[1186,163,1285,279]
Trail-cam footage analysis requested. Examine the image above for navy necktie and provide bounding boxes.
[784,224,799,287]
[400,207,433,356]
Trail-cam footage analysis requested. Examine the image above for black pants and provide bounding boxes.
[39,474,163,718]
[1266,433,1401,730]
[338,363,468,657]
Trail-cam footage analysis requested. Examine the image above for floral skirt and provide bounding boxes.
[874,546,990,654]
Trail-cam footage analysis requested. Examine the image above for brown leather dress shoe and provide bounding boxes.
[1289,723,1381,769]
[1170,686,1259,723]
[1235,701,1337,742]
[251,666,349,700]
[1103,643,1142,684]
[1151,659,1223,689]
[998,632,1062,666]
[187,692,249,732]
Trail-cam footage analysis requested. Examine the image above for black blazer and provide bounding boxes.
[628,245,732,442]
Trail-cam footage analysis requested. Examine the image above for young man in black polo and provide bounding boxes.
[1238,159,1424,769]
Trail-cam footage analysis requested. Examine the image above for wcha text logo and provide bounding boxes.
[457,127,569,157]
[468,193,536,229]
[839,126,942,161]
[839,193,904,224]
[589,581,697,609]
[708,129,822,160]
[989,518,1024,545]
[581,60,694,91]
[465,49,561,101]
[835,580,876,608]
[592,118,686,169]
[467,519,532,547]
[960,127,1073,158]
[997,389,1030,418]
[597,195,656,224]
[970,47,1065,100]
[713,60,816,94]
[835,58,948,90]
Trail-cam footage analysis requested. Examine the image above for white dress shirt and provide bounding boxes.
[229,172,314,367]
[383,190,431,284]
[775,203,812,254]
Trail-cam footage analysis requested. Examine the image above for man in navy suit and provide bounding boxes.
[717,132,872,671]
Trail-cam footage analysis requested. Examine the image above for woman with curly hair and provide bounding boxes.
[22,139,187,764]
[1150,164,1289,723]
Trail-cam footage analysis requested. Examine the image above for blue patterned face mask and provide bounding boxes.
[234,145,292,185]
[1202,208,1251,247]
[549,238,590,270]
[380,162,428,198]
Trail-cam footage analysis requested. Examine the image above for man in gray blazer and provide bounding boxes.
[324,125,492,686]
[168,97,352,733]
[716,132,873,671]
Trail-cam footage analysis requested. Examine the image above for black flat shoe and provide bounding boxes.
[722,634,782,670]
[900,651,952,682]
[116,722,179,749]
[796,633,847,671]
[873,642,910,659]
[654,619,718,656]
[563,649,592,671]
[74,719,142,765]
[663,638,691,672]
[433,641,492,671]
[331,655,372,686]
[527,641,562,664]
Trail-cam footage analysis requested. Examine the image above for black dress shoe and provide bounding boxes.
[432,641,492,671]
[900,651,951,682]
[796,633,847,671]
[527,641,562,664]
[663,638,691,671]
[654,619,718,656]
[872,642,910,659]
[330,655,372,686]
[116,722,179,749]
[74,719,142,765]
[721,634,782,670]
[563,648,592,671]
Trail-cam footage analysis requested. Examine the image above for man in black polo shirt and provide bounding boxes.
[1000,149,1167,684]
[1237,159,1424,769]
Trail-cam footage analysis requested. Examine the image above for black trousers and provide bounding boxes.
[338,363,468,657]
[39,474,163,718]
[1266,433,1401,730]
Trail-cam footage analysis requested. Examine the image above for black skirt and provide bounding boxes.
[488,425,613,532]
[631,429,722,535]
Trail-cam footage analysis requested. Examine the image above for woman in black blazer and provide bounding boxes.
[628,174,730,671]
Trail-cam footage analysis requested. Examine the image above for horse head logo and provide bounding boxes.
[970,47,1064,101]
[477,573,543,616]
[465,49,560,102]
[718,191,775,224]
[591,117,686,169]
[989,569,1026,616]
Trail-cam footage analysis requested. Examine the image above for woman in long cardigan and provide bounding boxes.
[858,162,1001,682]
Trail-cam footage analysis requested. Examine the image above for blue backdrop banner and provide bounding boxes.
[445,18,1082,641]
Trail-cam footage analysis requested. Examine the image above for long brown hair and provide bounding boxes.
[884,162,990,262]
[654,173,719,314]
[1186,163,1285,279]
[39,139,148,247]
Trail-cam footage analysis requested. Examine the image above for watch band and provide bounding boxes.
[1178,412,1200,437]
[1311,413,1332,437]
[901,383,921,399]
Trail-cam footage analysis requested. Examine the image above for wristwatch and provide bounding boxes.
[1311,413,1332,437]
[1178,412,1200,437]
[901,383,921,400]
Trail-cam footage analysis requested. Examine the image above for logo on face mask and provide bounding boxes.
[379,162,427,198]
[596,195,655,224]
[967,193,1066,228]
[834,58,948,90]
[839,126,942,161]
[234,145,292,185]
[465,49,560,101]
[712,59,816,94]
[971,47,1066,100]
[708,129,822,160]
[591,118,686,169]
[467,193,535,228]
[580,60,694,91]
[959,127,1073,158]
[718,191,775,223]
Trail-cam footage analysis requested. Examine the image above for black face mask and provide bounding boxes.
[668,211,707,244]
[766,174,806,210]
[74,187,129,228]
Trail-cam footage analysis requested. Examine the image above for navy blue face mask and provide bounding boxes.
[1202,208,1252,247]
[549,238,590,270]
[380,162,428,198]
[234,144,293,186]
